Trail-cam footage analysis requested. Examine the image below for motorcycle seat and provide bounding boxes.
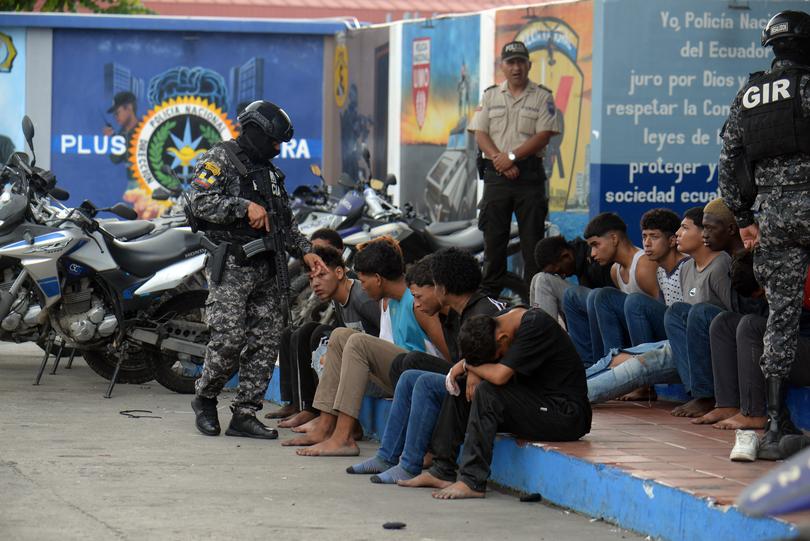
[426,226,485,251]
[424,219,475,236]
[108,228,203,278]
[101,220,156,241]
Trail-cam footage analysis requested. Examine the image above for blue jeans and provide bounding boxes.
[586,341,679,403]
[664,302,724,399]
[376,370,446,475]
[624,293,668,346]
[563,287,633,367]
[592,287,631,354]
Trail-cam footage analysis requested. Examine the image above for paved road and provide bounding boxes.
[0,344,643,541]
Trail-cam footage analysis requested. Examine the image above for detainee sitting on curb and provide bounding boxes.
[346,248,503,484]
[284,243,449,456]
[399,307,591,499]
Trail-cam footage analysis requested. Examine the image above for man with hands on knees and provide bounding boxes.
[399,307,591,499]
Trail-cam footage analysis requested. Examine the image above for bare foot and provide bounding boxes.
[397,471,452,489]
[691,407,738,425]
[670,398,715,418]
[264,404,298,419]
[713,413,767,430]
[291,417,320,433]
[432,481,485,500]
[281,422,332,447]
[618,386,657,401]
[278,410,318,429]
[295,436,359,457]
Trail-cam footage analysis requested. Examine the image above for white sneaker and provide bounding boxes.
[730,430,759,462]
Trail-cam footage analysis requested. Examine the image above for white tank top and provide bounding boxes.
[613,249,644,295]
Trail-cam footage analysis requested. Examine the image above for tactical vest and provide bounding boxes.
[195,140,291,239]
[740,67,810,163]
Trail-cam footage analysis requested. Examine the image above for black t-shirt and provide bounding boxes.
[499,308,588,403]
[443,293,506,362]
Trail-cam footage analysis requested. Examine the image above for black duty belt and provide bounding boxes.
[758,181,810,194]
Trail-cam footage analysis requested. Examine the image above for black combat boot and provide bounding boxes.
[191,396,221,436]
[226,412,279,440]
[758,377,801,460]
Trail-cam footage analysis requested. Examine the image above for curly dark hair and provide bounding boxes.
[354,237,404,280]
[640,208,681,238]
[306,246,345,272]
[430,248,481,295]
[311,228,344,250]
[683,207,705,229]
[534,235,571,270]
[405,255,434,287]
[459,315,498,366]
[584,212,627,239]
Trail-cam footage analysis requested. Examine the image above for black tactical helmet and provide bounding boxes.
[237,100,294,143]
[762,10,810,47]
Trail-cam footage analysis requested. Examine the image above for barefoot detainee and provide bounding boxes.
[401,308,591,499]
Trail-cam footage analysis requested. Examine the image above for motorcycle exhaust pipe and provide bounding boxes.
[0,269,28,321]
[129,328,207,358]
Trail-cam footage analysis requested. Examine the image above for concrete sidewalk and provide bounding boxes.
[0,344,640,541]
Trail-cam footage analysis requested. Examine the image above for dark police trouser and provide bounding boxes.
[428,378,591,492]
[479,167,547,297]
[755,190,810,379]
[278,323,335,411]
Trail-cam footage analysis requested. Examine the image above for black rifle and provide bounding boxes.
[240,198,292,326]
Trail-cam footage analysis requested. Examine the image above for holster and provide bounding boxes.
[207,241,230,285]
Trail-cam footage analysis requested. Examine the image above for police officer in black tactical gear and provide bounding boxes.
[188,100,326,440]
[718,11,810,460]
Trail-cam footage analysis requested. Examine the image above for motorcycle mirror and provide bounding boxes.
[309,164,322,178]
[109,203,137,220]
[369,179,385,192]
[21,116,36,167]
[385,174,398,186]
[49,187,70,201]
[338,173,356,189]
[151,186,171,201]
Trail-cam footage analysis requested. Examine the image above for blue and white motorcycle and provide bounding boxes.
[0,118,212,396]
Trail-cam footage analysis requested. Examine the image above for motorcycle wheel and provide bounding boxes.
[81,346,154,384]
[146,290,210,394]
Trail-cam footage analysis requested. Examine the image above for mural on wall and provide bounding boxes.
[51,29,324,217]
[495,2,593,238]
[324,27,390,189]
[592,0,805,244]
[0,27,25,165]
[401,15,480,222]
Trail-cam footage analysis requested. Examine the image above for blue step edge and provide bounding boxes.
[258,375,798,541]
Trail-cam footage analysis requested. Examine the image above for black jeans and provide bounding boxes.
[479,175,547,297]
[278,323,334,411]
[710,312,810,416]
[429,379,591,492]
[389,351,453,389]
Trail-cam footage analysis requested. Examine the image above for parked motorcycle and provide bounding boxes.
[0,117,215,397]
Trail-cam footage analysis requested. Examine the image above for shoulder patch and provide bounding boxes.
[203,161,221,176]
[546,97,556,116]
[537,84,552,94]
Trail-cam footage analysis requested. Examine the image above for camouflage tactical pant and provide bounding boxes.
[195,255,283,415]
[754,192,810,379]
